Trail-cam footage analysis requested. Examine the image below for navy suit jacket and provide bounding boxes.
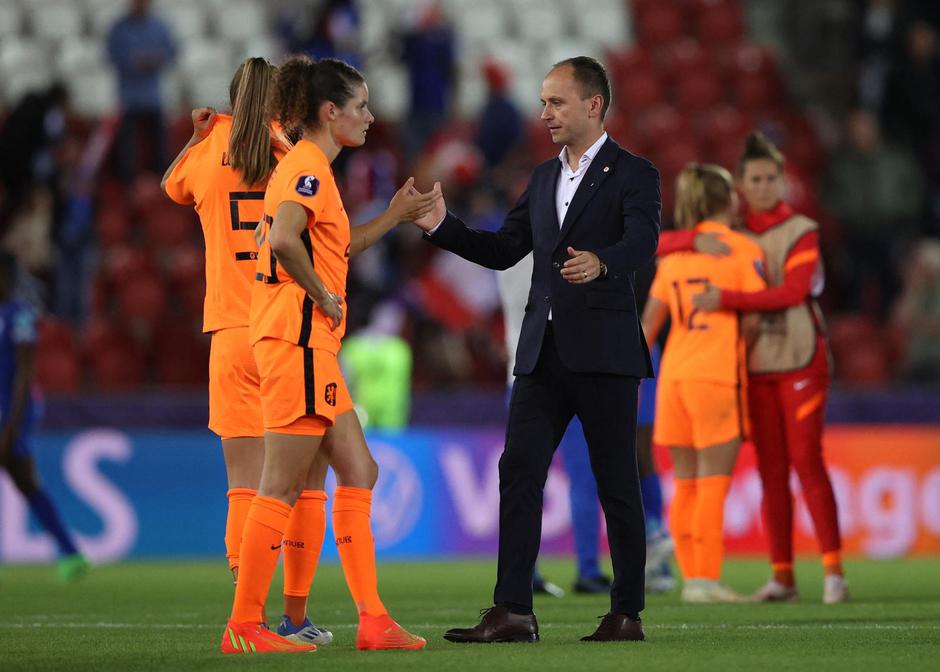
[427,136,661,378]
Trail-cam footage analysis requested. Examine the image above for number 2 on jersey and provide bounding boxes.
[672,277,710,331]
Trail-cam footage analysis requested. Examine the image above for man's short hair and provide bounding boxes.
[553,56,611,119]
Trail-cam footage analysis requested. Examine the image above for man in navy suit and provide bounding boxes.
[414,57,661,643]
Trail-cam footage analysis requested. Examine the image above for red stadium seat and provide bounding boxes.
[636,5,686,46]
[616,70,666,111]
[697,104,752,160]
[735,72,781,112]
[96,177,125,208]
[658,38,711,83]
[36,348,81,392]
[602,114,639,153]
[706,141,745,173]
[675,71,724,111]
[117,274,168,324]
[635,104,692,142]
[180,278,207,319]
[153,323,209,386]
[834,341,890,387]
[144,203,197,248]
[89,345,145,390]
[38,317,75,352]
[606,45,653,83]
[726,41,779,78]
[696,2,744,47]
[103,245,157,285]
[130,173,165,216]
[655,137,703,178]
[166,243,205,288]
[96,205,131,248]
[80,315,134,359]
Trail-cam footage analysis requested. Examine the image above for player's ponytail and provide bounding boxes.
[674,163,734,229]
[270,55,366,134]
[738,129,785,175]
[228,57,277,186]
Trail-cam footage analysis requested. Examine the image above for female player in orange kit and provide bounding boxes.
[642,164,766,603]
[221,55,439,654]
[690,132,847,604]
[162,58,334,645]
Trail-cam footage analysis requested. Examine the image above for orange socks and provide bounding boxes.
[230,496,292,624]
[332,486,387,617]
[282,490,328,625]
[692,475,732,581]
[669,478,697,579]
[773,562,795,587]
[822,551,843,577]
[225,488,256,575]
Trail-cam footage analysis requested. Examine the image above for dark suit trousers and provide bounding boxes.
[494,323,646,615]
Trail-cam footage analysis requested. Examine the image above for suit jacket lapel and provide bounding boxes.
[555,138,619,249]
[543,158,561,232]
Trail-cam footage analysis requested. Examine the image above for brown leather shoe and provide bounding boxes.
[443,606,539,643]
[581,613,645,642]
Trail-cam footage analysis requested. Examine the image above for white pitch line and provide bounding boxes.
[2,623,938,631]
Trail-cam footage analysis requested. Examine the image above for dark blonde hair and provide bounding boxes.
[227,57,278,187]
[738,130,785,175]
[269,55,365,134]
[674,163,734,229]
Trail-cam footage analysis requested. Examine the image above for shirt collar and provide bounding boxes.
[558,132,608,174]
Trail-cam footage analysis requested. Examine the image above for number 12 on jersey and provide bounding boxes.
[672,278,710,331]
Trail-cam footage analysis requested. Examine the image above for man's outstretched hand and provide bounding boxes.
[413,182,447,232]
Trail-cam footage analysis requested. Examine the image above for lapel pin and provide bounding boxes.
[590,182,595,187]
[603,166,610,172]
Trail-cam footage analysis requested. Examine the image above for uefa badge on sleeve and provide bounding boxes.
[296,175,319,196]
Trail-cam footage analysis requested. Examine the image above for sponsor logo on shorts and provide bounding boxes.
[296,175,319,196]
[284,539,304,549]
[336,535,352,545]
[325,383,337,407]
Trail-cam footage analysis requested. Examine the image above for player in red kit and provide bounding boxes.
[658,132,846,604]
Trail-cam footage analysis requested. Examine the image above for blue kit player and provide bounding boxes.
[0,251,88,581]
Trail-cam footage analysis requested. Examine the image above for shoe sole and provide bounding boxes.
[443,633,539,644]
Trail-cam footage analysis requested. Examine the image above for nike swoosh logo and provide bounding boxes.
[270,544,281,550]
[793,379,811,391]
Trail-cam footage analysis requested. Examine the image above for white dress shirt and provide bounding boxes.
[555,131,608,229]
[548,131,607,319]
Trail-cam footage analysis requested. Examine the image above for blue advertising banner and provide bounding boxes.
[4,426,937,562]
[0,427,581,563]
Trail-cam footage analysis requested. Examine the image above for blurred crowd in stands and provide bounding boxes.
[0,0,938,392]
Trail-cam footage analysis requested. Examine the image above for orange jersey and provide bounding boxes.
[164,114,287,332]
[649,221,767,385]
[250,139,350,353]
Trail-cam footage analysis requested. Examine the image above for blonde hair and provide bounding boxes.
[228,57,277,187]
[674,163,734,230]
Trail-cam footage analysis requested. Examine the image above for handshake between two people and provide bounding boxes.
[400,180,604,286]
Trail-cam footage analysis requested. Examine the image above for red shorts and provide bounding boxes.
[253,337,354,436]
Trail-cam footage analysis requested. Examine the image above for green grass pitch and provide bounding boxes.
[2,557,938,671]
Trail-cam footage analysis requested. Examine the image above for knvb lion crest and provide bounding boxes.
[324,382,337,407]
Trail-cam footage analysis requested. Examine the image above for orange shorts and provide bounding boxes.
[653,379,743,449]
[253,337,354,436]
[208,327,264,439]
